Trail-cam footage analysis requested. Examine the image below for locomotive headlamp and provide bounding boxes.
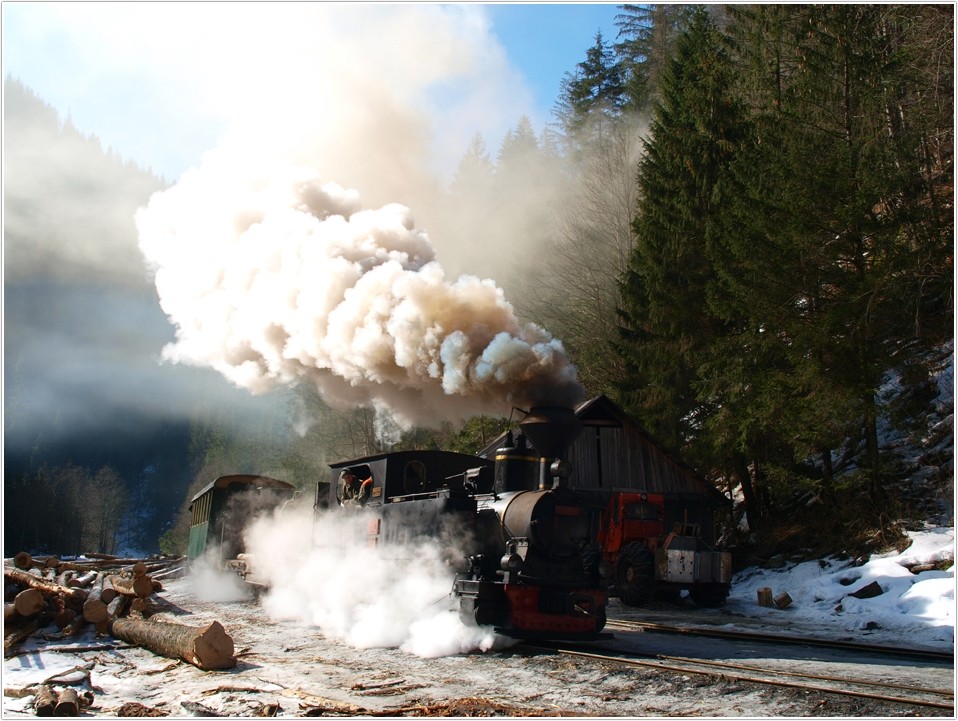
[501,553,523,572]
[550,459,572,479]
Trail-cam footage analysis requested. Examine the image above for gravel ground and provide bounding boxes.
[3,576,952,717]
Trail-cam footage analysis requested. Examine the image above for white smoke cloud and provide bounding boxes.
[136,153,584,429]
[242,501,508,657]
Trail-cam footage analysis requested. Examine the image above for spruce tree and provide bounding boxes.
[616,8,744,459]
[613,4,694,114]
[553,31,625,157]
[715,5,953,500]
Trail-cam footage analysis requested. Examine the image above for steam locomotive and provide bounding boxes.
[326,406,609,641]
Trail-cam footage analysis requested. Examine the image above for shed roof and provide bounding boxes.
[478,395,726,504]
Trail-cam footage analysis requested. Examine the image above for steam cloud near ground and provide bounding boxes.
[136,155,584,430]
[235,499,508,658]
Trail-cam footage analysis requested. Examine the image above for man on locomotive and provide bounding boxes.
[339,469,372,506]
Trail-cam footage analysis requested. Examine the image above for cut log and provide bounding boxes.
[3,568,88,607]
[13,588,45,617]
[756,587,774,607]
[53,688,79,716]
[108,618,235,670]
[107,574,154,599]
[97,575,118,606]
[4,603,19,625]
[150,564,187,582]
[129,597,159,618]
[13,552,33,570]
[95,594,129,635]
[773,591,793,609]
[4,618,40,657]
[68,571,99,589]
[82,584,109,625]
[83,553,118,561]
[33,685,56,716]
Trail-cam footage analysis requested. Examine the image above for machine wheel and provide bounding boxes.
[615,544,656,607]
[690,583,730,608]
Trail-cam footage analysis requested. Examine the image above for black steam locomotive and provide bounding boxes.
[326,406,609,641]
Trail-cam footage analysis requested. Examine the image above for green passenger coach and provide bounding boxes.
[187,474,296,562]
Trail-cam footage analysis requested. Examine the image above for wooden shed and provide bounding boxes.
[478,395,730,545]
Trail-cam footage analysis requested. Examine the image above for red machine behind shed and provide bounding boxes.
[597,490,732,607]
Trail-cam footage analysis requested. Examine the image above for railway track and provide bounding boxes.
[522,619,954,713]
[520,640,954,712]
[605,617,954,662]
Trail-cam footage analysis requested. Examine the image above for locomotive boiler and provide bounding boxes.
[327,406,609,641]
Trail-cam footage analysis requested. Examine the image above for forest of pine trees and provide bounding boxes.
[581,5,951,540]
[447,4,952,544]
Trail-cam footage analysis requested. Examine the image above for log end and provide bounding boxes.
[82,598,109,625]
[192,621,236,670]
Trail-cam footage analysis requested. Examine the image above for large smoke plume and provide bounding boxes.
[136,154,584,430]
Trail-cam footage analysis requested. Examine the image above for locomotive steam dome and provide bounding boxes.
[519,406,582,459]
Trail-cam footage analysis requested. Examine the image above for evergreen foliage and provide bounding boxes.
[613,4,952,536]
[613,4,695,113]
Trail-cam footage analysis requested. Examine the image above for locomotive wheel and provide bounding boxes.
[690,583,731,608]
[615,543,655,607]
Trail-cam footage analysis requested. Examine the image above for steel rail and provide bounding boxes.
[653,652,953,699]
[606,618,954,662]
[522,644,954,712]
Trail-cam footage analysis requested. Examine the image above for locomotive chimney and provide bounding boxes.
[519,406,582,458]
[519,406,582,489]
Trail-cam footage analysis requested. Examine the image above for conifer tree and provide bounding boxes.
[613,4,694,114]
[553,31,625,156]
[714,5,953,499]
[616,8,744,459]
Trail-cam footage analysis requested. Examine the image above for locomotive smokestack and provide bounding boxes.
[519,405,582,464]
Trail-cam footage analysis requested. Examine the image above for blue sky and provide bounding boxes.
[488,4,622,115]
[2,3,623,182]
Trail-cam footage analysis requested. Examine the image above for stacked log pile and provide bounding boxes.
[4,552,240,716]
[4,551,236,676]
